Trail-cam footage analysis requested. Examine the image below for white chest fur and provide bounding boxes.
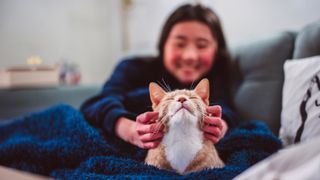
[162,110,203,174]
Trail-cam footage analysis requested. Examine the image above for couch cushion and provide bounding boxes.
[231,32,296,134]
[293,20,320,59]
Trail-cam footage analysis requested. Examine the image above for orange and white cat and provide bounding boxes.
[145,79,224,174]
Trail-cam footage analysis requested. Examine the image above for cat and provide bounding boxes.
[145,79,224,174]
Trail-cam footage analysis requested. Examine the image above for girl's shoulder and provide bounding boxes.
[118,56,161,69]
[111,56,164,85]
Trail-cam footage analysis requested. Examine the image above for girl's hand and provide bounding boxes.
[115,112,164,149]
[132,111,164,149]
[203,105,228,143]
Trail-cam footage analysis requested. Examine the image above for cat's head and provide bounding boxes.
[149,79,210,131]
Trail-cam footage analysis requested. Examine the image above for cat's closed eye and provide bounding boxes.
[165,97,174,101]
[189,96,198,100]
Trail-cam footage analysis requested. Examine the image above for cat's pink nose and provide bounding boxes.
[177,97,186,103]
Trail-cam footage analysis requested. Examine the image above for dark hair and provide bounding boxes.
[157,4,233,104]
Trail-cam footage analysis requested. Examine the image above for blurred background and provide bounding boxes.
[0,0,320,85]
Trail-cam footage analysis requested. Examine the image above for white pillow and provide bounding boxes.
[280,55,320,146]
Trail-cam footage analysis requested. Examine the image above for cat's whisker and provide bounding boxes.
[157,80,170,92]
[154,122,162,134]
[159,116,167,125]
[154,115,167,134]
[190,80,196,90]
[161,78,172,92]
[200,111,209,117]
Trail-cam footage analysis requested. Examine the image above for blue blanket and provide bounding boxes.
[0,104,281,179]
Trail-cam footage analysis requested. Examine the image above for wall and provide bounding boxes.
[124,0,320,54]
[210,0,320,46]
[1,0,319,85]
[0,0,122,85]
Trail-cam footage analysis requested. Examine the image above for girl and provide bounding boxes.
[80,4,238,149]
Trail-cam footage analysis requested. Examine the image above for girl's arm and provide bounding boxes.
[80,59,141,136]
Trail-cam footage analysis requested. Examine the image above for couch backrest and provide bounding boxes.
[230,32,296,134]
[231,20,320,135]
[293,20,320,59]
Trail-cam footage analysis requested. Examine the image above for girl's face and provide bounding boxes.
[164,21,218,85]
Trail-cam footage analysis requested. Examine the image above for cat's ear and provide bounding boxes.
[149,82,166,105]
[194,79,210,105]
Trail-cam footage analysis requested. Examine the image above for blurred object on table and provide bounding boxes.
[59,58,81,86]
[0,56,59,89]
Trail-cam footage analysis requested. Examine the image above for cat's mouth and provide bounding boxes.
[174,104,193,115]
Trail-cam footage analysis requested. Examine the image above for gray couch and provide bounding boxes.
[231,20,320,134]
[0,86,99,120]
[0,21,319,136]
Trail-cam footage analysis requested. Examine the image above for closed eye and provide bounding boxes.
[189,96,198,100]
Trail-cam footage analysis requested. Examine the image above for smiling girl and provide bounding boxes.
[80,4,238,149]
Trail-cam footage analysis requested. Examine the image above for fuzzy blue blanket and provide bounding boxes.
[0,104,281,179]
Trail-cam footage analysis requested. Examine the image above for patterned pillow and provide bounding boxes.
[280,56,320,146]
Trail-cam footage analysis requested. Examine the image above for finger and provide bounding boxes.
[203,125,221,137]
[205,134,219,144]
[204,117,223,129]
[136,111,159,124]
[137,123,158,134]
[142,141,161,149]
[206,106,222,118]
[140,132,164,142]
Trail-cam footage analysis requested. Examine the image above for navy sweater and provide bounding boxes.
[80,57,238,136]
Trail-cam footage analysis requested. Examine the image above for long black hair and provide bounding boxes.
[157,4,233,104]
